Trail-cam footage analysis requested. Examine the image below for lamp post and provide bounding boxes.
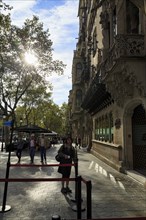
[1,114,6,152]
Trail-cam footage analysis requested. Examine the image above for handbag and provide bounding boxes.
[55,154,62,162]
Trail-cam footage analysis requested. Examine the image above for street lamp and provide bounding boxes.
[1,114,6,152]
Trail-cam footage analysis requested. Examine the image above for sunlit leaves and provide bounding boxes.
[0,9,66,119]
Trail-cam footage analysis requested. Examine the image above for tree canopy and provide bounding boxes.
[0,2,66,120]
[0,1,70,138]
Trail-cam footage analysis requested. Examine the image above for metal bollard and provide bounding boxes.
[52,214,61,220]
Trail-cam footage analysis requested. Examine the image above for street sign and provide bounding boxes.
[4,121,12,126]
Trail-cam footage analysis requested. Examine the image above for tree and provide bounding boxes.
[0,1,12,118]
[59,102,70,136]
[0,3,66,122]
[15,84,52,126]
[15,100,69,137]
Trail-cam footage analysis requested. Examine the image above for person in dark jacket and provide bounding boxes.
[16,136,24,164]
[57,137,75,193]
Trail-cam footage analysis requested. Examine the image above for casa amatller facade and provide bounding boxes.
[68,0,146,187]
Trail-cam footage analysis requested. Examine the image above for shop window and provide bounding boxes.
[95,112,113,142]
[104,115,109,142]
[109,112,114,143]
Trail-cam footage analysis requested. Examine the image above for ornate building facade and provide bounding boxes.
[69,0,146,186]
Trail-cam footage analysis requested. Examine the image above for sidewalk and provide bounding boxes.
[0,144,146,220]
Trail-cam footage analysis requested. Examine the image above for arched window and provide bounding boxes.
[126,0,139,34]
[76,63,82,80]
[76,90,82,109]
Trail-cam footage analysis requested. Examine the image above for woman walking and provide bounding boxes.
[57,137,75,193]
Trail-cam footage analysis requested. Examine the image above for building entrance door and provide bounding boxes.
[132,104,146,176]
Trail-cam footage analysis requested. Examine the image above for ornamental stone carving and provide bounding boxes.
[115,35,144,57]
[104,63,146,107]
[100,34,144,82]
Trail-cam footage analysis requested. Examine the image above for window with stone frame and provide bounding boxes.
[109,112,114,143]
[76,62,82,81]
[93,27,97,57]
[113,7,117,38]
[126,0,139,34]
[95,112,114,142]
[75,89,82,110]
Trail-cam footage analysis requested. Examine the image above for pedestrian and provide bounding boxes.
[16,136,24,164]
[57,137,75,193]
[29,134,36,164]
[78,135,81,149]
[75,135,81,149]
[75,135,78,147]
[39,133,48,164]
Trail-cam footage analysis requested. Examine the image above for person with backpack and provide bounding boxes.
[57,137,75,193]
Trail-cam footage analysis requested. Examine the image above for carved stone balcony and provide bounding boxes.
[81,34,145,113]
[100,34,144,80]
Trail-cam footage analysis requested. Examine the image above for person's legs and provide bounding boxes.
[40,147,44,163]
[78,141,81,149]
[66,179,72,193]
[16,149,21,163]
[30,147,35,163]
[62,180,64,188]
[61,180,67,193]
[43,147,47,163]
[19,150,22,162]
[65,168,72,193]
[66,179,69,187]
[32,147,35,163]
[29,148,32,163]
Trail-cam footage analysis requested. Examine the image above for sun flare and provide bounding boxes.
[24,51,38,65]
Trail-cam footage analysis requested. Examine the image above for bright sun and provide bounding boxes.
[24,51,38,65]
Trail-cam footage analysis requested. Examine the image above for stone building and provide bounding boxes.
[69,0,146,186]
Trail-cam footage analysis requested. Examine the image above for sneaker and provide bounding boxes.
[61,187,67,193]
[66,187,72,193]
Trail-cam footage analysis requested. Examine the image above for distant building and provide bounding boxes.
[69,0,146,186]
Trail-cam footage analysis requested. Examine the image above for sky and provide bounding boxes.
[3,0,79,106]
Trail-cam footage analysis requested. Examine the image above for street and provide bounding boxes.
[0,144,146,220]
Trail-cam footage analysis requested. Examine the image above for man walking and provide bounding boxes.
[39,133,48,164]
[16,136,24,163]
